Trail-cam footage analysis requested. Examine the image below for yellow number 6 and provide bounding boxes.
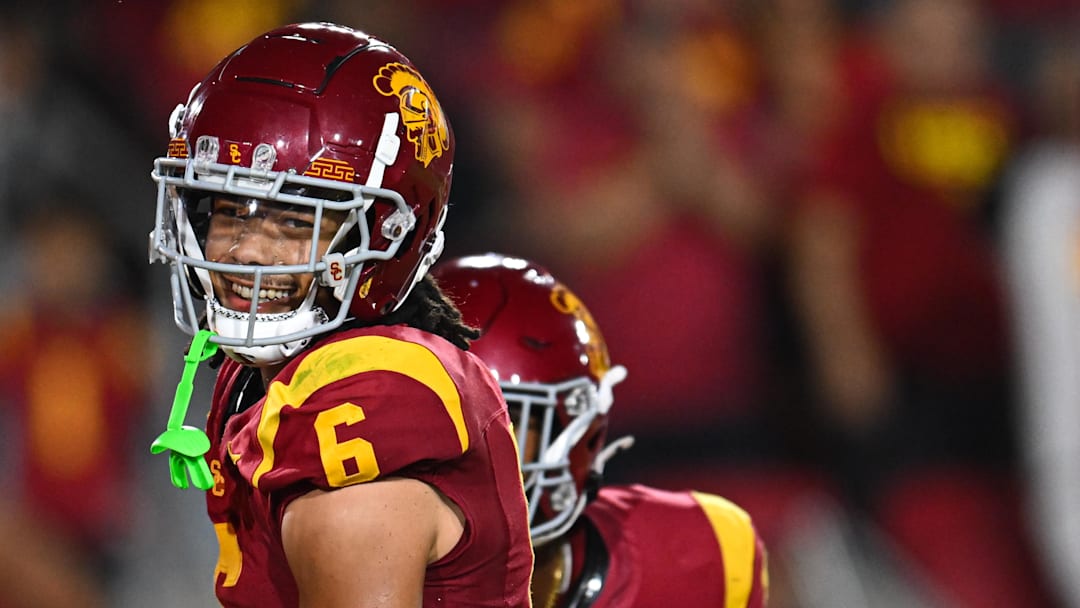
[314,402,380,487]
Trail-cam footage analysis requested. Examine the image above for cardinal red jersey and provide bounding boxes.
[203,324,534,607]
[581,484,768,607]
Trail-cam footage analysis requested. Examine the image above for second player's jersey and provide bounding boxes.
[203,324,534,607]
[570,484,768,607]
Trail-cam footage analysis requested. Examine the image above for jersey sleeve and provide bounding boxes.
[225,333,474,495]
[691,490,770,608]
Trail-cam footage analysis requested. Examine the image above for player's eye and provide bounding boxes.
[211,198,247,219]
[281,214,315,229]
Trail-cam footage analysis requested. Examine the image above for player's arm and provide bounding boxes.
[281,476,464,608]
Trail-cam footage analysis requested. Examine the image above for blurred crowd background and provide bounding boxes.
[1,0,1079,606]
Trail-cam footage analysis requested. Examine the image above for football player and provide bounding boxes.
[434,253,769,608]
[147,23,533,607]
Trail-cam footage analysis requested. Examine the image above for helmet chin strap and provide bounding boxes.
[207,282,329,366]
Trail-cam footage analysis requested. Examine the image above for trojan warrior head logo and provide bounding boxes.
[550,284,611,379]
[373,63,450,167]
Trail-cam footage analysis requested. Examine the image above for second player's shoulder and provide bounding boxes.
[590,483,701,512]
[592,484,760,551]
[584,484,717,547]
[592,484,754,521]
[587,484,768,608]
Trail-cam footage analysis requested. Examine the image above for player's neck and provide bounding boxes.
[259,362,287,388]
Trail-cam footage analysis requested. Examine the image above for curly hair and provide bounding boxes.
[375,275,480,350]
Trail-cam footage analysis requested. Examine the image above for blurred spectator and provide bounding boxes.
[1002,26,1080,608]
[783,0,1055,605]
[479,1,776,452]
[0,199,155,607]
[788,0,1015,456]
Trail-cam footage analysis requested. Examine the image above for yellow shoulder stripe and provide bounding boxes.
[251,335,469,488]
[692,491,758,608]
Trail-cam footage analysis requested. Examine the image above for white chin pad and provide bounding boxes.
[207,299,329,365]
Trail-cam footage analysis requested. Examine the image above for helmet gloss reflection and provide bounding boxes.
[204,197,344,315]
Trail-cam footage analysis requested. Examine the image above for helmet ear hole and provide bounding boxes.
[387,197,438,261]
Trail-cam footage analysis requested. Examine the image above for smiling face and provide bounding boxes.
[203,196,345,314]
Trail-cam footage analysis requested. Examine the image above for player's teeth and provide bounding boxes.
[231,282,287,301]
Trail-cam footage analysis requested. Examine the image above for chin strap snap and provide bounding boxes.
[150,330,218,490]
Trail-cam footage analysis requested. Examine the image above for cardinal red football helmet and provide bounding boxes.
[149,22,454,364]
[433,254,628,545]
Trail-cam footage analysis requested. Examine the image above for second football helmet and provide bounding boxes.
[433,254,627,545]
[149,22,454,364]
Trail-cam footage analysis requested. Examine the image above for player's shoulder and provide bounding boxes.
[273,324,482,403]
[595,483,758,540]
[293,323,470,373]
[286,324,503,423]
[590,484,768,608]
[591,484,762,569]
[586,484,709,539]
[263,323,490,440]
[225,324,502,494]
[596,483,752,517]
[593,483,701,512]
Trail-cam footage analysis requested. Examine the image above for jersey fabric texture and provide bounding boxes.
[203,324,534,607]
[583,484,768,607]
